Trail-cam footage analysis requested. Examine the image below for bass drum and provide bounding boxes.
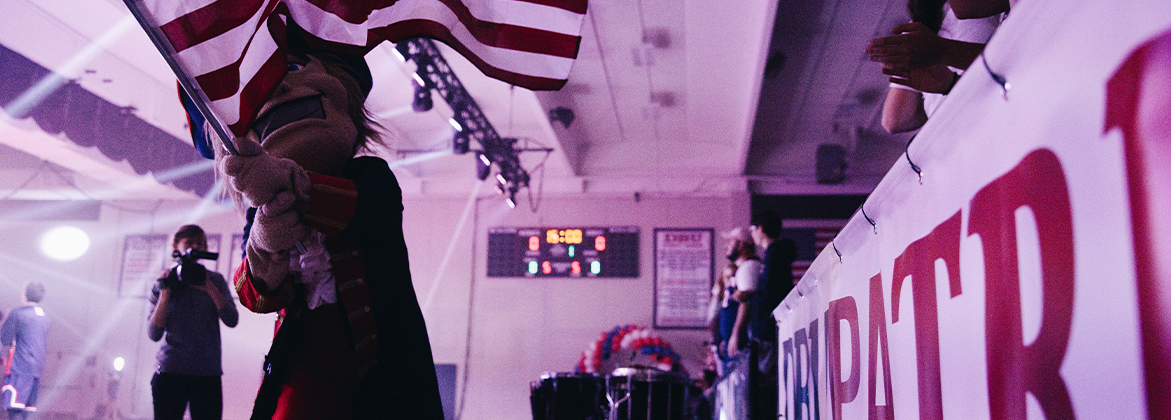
[531,372,607,420]
[606,367,690,420]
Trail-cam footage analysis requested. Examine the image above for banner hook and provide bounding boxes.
[981,53,1010,100]
[905,136,922,184]
[862,206,877,235]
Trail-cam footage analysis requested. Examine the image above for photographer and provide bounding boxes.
[148,225,238,420]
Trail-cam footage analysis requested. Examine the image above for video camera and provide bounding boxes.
[162,248,219,288]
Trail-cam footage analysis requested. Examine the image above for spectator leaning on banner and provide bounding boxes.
[877,0,1000,133]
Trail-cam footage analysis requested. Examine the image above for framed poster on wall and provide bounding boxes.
[118,234,169,298]
[653,228,714,329]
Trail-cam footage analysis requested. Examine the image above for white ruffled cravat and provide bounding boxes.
[288,231,337,310]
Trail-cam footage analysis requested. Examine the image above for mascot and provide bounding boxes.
[197,23,445,420]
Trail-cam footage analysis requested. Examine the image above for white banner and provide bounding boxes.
[773,1,1171,419]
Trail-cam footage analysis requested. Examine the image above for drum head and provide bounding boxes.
[609,366,688,383]
[540,371,605,381]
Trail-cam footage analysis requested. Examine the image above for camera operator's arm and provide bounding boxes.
[1,311,15,347]
[148,282,168,342]
[199,274,238,328]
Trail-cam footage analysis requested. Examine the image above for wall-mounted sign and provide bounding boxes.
[118,234,169,298]
[654,228,713,329]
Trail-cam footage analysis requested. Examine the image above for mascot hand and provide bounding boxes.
[222,138,312,207]
[245,242,290,293]
[250,190,311,253]
[244,191,314,291]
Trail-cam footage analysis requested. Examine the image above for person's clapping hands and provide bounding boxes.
[866,22,949,72]
[885,63,958,94]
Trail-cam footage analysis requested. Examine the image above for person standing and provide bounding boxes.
[724,227,762,360]
[746,210,798,420]
[1,283,51,420]
[148,225,238,420]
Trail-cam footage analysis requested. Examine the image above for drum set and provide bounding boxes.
[530,367,691,420]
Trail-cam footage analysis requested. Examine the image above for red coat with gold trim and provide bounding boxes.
[235,156,444,420]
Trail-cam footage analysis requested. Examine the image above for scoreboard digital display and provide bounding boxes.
[487,226,639,278]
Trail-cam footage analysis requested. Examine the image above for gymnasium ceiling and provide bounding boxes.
[0,0,911,203]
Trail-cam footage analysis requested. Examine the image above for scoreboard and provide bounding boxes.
[487,226,639,278]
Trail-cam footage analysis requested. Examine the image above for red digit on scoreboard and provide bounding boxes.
[594,236,606,252]
[542,261,552,274]
[528,236,540,251]
[571,261,581,274]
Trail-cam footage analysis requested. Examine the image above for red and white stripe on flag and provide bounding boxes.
[139,0,587,136]
[792,227,841,281]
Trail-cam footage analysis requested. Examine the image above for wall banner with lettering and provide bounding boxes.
[773,1,1171,419]
[654,228,714,329]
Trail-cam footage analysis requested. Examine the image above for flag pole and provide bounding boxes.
[121,0,240,156]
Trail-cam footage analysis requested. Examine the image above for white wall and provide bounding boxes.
[405,189,750,420]
[0,186,749,420]
[0,199,265,420]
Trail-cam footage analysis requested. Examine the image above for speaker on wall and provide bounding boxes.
[816,143,847,184]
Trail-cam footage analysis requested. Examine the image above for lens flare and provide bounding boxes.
[40,226,90,261]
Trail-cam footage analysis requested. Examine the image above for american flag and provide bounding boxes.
[791,226,842,281]
[126,0,587,136]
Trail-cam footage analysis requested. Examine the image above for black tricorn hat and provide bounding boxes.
[284,20,374,97]
[181,18,374,159]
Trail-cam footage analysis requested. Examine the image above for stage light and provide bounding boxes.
[393,43,412,62]
[506,193,517,209]
[397,39,538,206]
[412,84,433,112]
[453,132,470,155]
[549,107,575,128]
[113,357,125,372]
[40,226,89,261]
[475,152,491,180]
